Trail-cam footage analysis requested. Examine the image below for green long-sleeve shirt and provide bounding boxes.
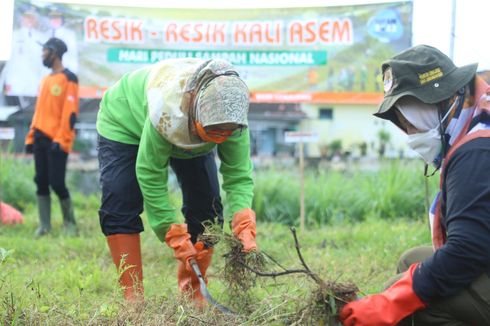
[96,61,254,242]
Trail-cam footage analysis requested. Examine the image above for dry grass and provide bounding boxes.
[2,213,430,325]
[289,281,358,325]
[198,223,359,324]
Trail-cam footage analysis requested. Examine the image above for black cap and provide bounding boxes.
[42,37,67,58]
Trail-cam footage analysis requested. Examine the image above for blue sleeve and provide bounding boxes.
[413,140,490,302]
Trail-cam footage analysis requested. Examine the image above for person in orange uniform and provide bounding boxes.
[25,37,79,237]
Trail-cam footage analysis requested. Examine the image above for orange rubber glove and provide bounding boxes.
[231,208,257,252]
[339,263,427,326]
[165,224,197,270]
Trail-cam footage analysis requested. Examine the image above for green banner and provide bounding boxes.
[107,49,328,66]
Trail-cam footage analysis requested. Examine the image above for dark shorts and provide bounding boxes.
[97,135,223,242]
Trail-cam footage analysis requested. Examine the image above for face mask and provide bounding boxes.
[395,97,439,132]
[194,121,230,144]
[407,128,443,165]
[406,99,458,165]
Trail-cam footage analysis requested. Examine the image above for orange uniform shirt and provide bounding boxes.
[25,69,79,152]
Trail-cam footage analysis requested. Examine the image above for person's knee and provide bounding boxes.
[102,174,142,204]
[50,180,69,199]
[99,211,144,236]
[397,246,433,273]
[35,179,50,195]
[34,175,50,195]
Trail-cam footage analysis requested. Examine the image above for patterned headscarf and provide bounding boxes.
[187,59,249,128]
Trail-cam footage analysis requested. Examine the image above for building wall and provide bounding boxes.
[298,103,412,158]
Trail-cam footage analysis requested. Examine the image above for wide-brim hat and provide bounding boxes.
[375,45,477,120]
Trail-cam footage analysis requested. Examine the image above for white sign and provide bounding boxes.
[0,127,14,140]
[284,131,319,143]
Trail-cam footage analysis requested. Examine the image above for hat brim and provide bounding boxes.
[374,62,478,119]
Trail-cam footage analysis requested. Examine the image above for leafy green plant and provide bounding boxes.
[253,160,438,225]
[0,154,36,211]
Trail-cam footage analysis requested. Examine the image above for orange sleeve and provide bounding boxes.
[53,80,79,152]
[25,125,35,145]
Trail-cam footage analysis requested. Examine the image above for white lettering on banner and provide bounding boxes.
[194,51,247,65]
[118,50,148,63]
[150,51,194,62]
[249,52,314,65]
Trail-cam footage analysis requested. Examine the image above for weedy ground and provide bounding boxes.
[1,200,430,325]
[0,157,434,324]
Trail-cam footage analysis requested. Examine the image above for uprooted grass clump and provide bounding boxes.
[284,227,359,324]
[291,280,358,325]
[197,222,266,303]
[222,234,266,293]
[198,224,359,323]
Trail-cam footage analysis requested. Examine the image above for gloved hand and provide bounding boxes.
[177,241,214,305]
[232,208,258,252]
[190,241,214,282]
[51,142,64,154]
[339,263,426,326]
[165,223,197,270]
[25,144,34,154]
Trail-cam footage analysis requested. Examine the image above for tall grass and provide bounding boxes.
[253,160,439,225]
[0,154,36,211]
[2,154,439,227]
[0,154,101,212]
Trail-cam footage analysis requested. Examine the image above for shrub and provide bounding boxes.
[1,153,438,226]
[0,155,36,211]
[252,160,439,225]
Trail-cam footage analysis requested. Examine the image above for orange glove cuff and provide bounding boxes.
[232,208,257,252]
[165,223,197,269]
[339,263,426,326]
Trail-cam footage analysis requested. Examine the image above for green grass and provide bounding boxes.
[0,155,36,211]
[253,160,439,224]
[0,156,435,324]
[0,200,430,325]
